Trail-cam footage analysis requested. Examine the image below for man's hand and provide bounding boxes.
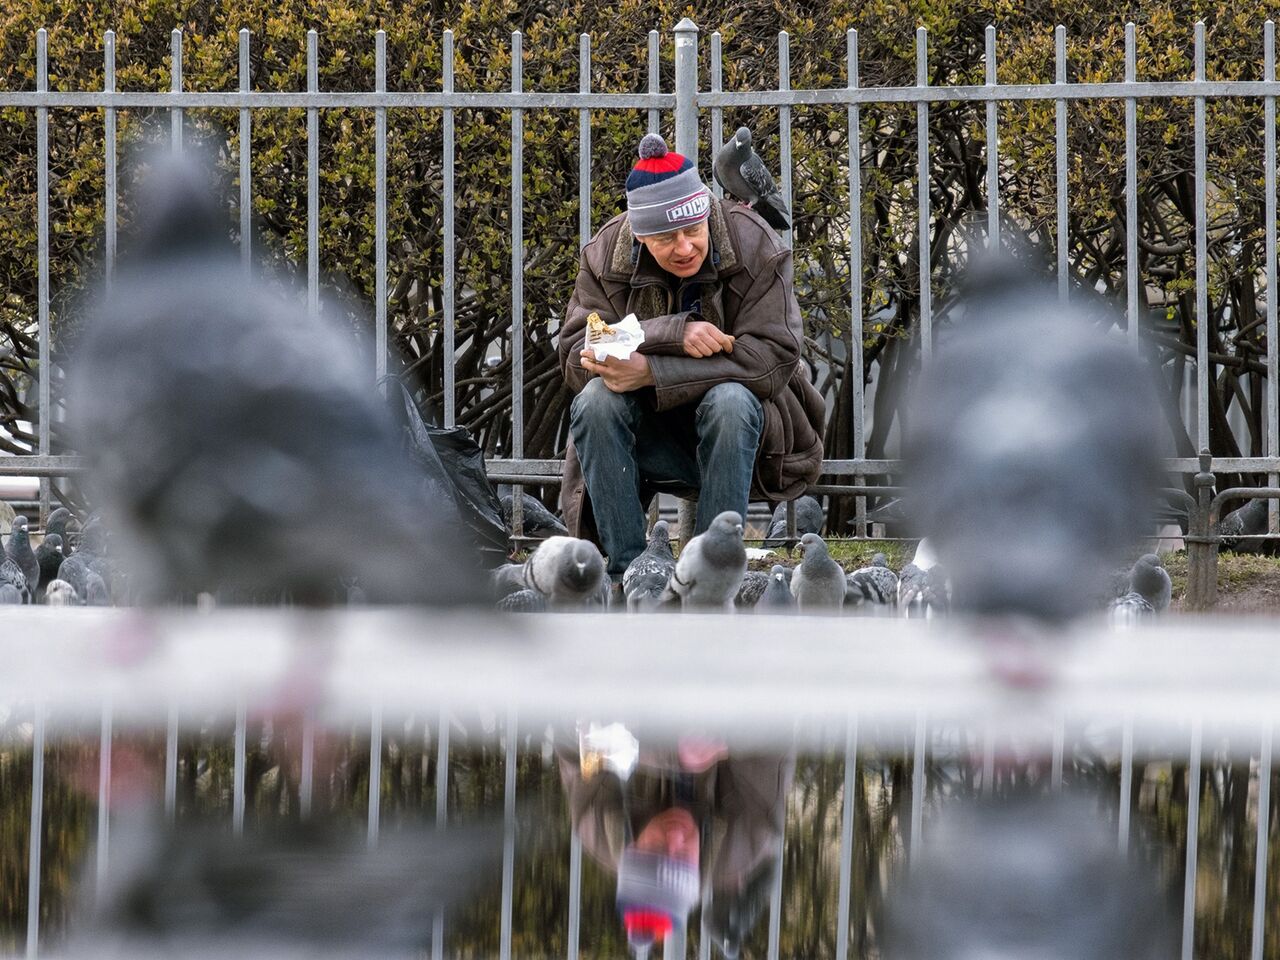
[580,350,655,393]
[682,320,735,358]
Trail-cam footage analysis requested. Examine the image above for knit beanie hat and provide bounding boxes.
[616,849,701,956]
[625,134,712,237]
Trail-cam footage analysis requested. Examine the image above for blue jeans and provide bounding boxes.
[570,379,764,575]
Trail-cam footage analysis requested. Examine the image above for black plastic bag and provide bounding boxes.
[383,377,510,566]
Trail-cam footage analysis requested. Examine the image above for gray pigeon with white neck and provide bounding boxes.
[789,533,846,612]
[713,126,791,231]
[664,511,747,610]
[521,536,606,607]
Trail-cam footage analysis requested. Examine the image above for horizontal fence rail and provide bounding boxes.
[4,19,1280,545]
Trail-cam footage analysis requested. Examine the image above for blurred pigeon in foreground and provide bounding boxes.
[1218,497,1268,553]
[663,511,746,609]
[68,155,483,605]
[713,126,791,231]
[904,259,1163,622]
[45,579,79,606]
[6,515,39,597]
[35,533,63,596]
[623,521,675,611]
[501,492,568,539]
[845,553,899,607]
[762,495,823,548]
[881,795,1174,960]
[67,813,506,960]
[789,533,846,612]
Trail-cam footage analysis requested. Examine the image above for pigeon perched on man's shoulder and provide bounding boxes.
[6,516,39,597]
[623,521,676,612]
[664,511,747,610]
[789,533,846,612]
[713,126,791,231]
[763,496,824,549]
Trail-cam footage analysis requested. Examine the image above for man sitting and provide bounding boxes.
[558,133,824,576]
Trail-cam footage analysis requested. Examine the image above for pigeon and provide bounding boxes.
[664,511,747,610]
[5,515,39,599]
[880,796,1174,960]
[897,563,950,619]
[500,492,568,540]
[0,583,21,604]
[789,533,847,612]
[85,570,111,606]
[713,126,791,231]
[734,570,770,607]
[56,551,95,604]
[762,495,824,548]
[755,565,796,611]
[35,533,64,595]
[496,588,546,613]
[1108,590,1154,626]
[1218,497,1268,553]
[623,521,676,611]
[845,553,899,607]
[44,506,73,542]
[67,153,484,605]
[903,255,1163,623]
[1127,553,1171,612]
[521,536,607,607]
[45,579,79,606]
[0,556,28,604]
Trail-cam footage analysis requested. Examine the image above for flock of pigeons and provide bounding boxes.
[491,494,1174,622]
[0,507,118,605]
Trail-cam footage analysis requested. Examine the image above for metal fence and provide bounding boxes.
[1,611,1278,959]
[4,18,1280,525]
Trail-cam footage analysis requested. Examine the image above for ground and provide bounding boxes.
[1163,550,1280,614]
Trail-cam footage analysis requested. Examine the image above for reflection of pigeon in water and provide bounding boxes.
[845,553,899,607]
[500,492,568,539]
[68,812,506,960]
[881,796,1174,960]
[789,533,846,611]
[713,126,791,231]
[756,565,796,611]
[904,258,1162,622]
[35,534,64,596]
[6,516,39,597]
[762,495,823,548]
[664,511,747,609]
[45,579,79,606]
[1219,497,1268,553]
[623,521,676,611]
[68,155,483,605]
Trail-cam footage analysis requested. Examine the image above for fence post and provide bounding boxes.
[1185,448,1217,610]
[674,18,699,160]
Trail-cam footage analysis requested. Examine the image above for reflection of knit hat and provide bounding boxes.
[625,134,712,237]
[617,850,701,955]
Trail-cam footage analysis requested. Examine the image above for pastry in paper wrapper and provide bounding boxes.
[585,312,645,361]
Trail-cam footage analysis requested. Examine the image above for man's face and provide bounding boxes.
[633,807,700,866]
[638,221,710,278]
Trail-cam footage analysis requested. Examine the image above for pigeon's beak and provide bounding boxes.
[735,524,744,535]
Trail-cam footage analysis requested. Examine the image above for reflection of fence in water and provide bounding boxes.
[0,611,1277,958]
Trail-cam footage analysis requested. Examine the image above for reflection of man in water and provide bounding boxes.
[558,734,793,957]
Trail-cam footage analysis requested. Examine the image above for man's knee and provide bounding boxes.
[697,383,764,437]
[570,377,639,434]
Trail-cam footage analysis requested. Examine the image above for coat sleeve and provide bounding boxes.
[556,746,625,872]
[644,248,802,412]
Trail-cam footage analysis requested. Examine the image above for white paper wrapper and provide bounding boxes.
[586,313,645,362]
